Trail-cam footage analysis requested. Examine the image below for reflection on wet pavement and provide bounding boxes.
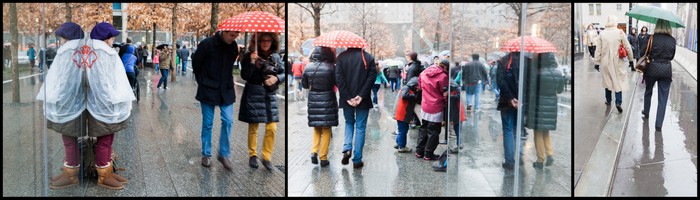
[3,68,286,196]
[611,61,697,196]
[287,84,571,196]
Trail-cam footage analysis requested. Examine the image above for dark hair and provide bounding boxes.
[248,32,280,57]
[406,51,417,61]
[641,26,648,33]
[126,38,132,43]
[471,54,479,60]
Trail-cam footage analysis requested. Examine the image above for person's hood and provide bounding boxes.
[423,64,446,78]
[310,46,334,63]
[125,44,135,55]
[56,39,81,55]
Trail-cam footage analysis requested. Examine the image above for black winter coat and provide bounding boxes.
[638,33,651,56]
[335,48,377,109]
[497,52,531,111]
[302,47,338,127]
[644,34,676,79]
[404,61,422,84]
[461,61,488,85]
[192,32,239,106]
[238,51,285,123]
[524,53,564,130]
[627,34,640,59]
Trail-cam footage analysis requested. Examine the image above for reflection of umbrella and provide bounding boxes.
[384,59,404,67]
[301,38,315,56]
[156,44,170,50]
[487,51,506,60]
[626,5,685,28]
[313,31,368,48]
[500,36,557,53]
[217,11,285,33]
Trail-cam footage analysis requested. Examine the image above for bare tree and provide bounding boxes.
[210,3,218,36]
[538,3,571,64]
[10,3,19,102]
[294,3,336,37]
[496,3,568,36]
[171,3,177,83]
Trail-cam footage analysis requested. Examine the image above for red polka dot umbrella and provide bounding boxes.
[312,30,369,48]
[216,11,285,33]
[500,36,557,53]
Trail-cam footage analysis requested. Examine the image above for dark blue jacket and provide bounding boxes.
[192,31,239,106]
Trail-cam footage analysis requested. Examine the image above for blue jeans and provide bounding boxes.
[372,84,380,105]
[396,121,409,148]
[490,77,500,100]
[200,102,234,158]
[343,108,370,164]
[157,69,169,88]
[500,109,524,164]
[181,58,187,71]
[465,82,483,110]
[389,78,399,92]
[605,88,622,106]
[154,63,159,72]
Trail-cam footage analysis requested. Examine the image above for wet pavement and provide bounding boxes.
[287,83,572,196]
[610,61,697,196]
[2,65,286,197]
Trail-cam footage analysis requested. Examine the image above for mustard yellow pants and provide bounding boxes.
[311,127,332,160]
[248,122,277,161]
[533,129,553,162]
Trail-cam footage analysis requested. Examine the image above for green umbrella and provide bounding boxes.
[625,5,685,28]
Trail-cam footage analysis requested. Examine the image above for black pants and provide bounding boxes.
[126,72,136,89]
[416,120,441,156]
[643,77,671,128]
[588,46,596,58]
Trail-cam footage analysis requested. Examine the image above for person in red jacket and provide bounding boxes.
[291,56,306,100]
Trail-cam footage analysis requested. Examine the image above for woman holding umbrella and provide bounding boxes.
[640,19,676,131]
[239,32,285,171]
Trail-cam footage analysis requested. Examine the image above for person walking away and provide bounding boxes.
[157,47,173,90]
[387,63,401,92]
[496,52,529,170]
[641,19,676,132]
[302,46,338,167]
[27,44,36,71]
[585,24,598,60]
[192,30,240,170]
[153,50,160,74]
[239,32,285,171]
[415,59,449,161]
[488,60,500,101]
[121,44,138,89]
[524,52,565,169]
[181,45,190,73]
[461,54,489,111]
[594,15,634,113]
[372,62,389,109]
[292,56,305,100]
[335,48,377,169]
[393,77,420,153]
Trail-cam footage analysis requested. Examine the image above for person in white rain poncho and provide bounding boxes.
[37,22,133,190]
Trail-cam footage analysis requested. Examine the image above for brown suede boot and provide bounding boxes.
[109,161,128,184]
[96,163,124,190]
[49,166,79,189]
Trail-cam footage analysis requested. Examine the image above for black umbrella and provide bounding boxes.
[156,44,170,50]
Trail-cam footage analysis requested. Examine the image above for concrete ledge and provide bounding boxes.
[574,74,639,197]
[673,46,697,81]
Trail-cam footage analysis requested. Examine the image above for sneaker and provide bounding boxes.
[341,151,351,165]
[311,153,318,164]
[201,157,211,167]
[320,160,329,167]
[533,161,544,169]
[249,156,259,168]
[424,154,439,161]
[415,153,424,158]
[545,156,554,166]
[353,162,364,169]
[217,156,233,170]
[262,159,274,171]
[397,147,412,153]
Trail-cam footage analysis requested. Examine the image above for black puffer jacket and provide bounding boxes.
[644,34,675,79]
[302,46,338,127]
[238,51,285,123]
[404,61,422,84]
[524,53,564,130]
[192,31,238,106]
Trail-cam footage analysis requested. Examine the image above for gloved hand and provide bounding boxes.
[594,65,600,72]
[629,61,635,72]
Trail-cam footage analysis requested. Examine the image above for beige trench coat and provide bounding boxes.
[594,27,634,92]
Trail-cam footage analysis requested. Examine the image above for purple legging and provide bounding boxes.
[62,134,114,167]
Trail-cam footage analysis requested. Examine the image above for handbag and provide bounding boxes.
[618,39,628,58]
[635,35,653,73]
